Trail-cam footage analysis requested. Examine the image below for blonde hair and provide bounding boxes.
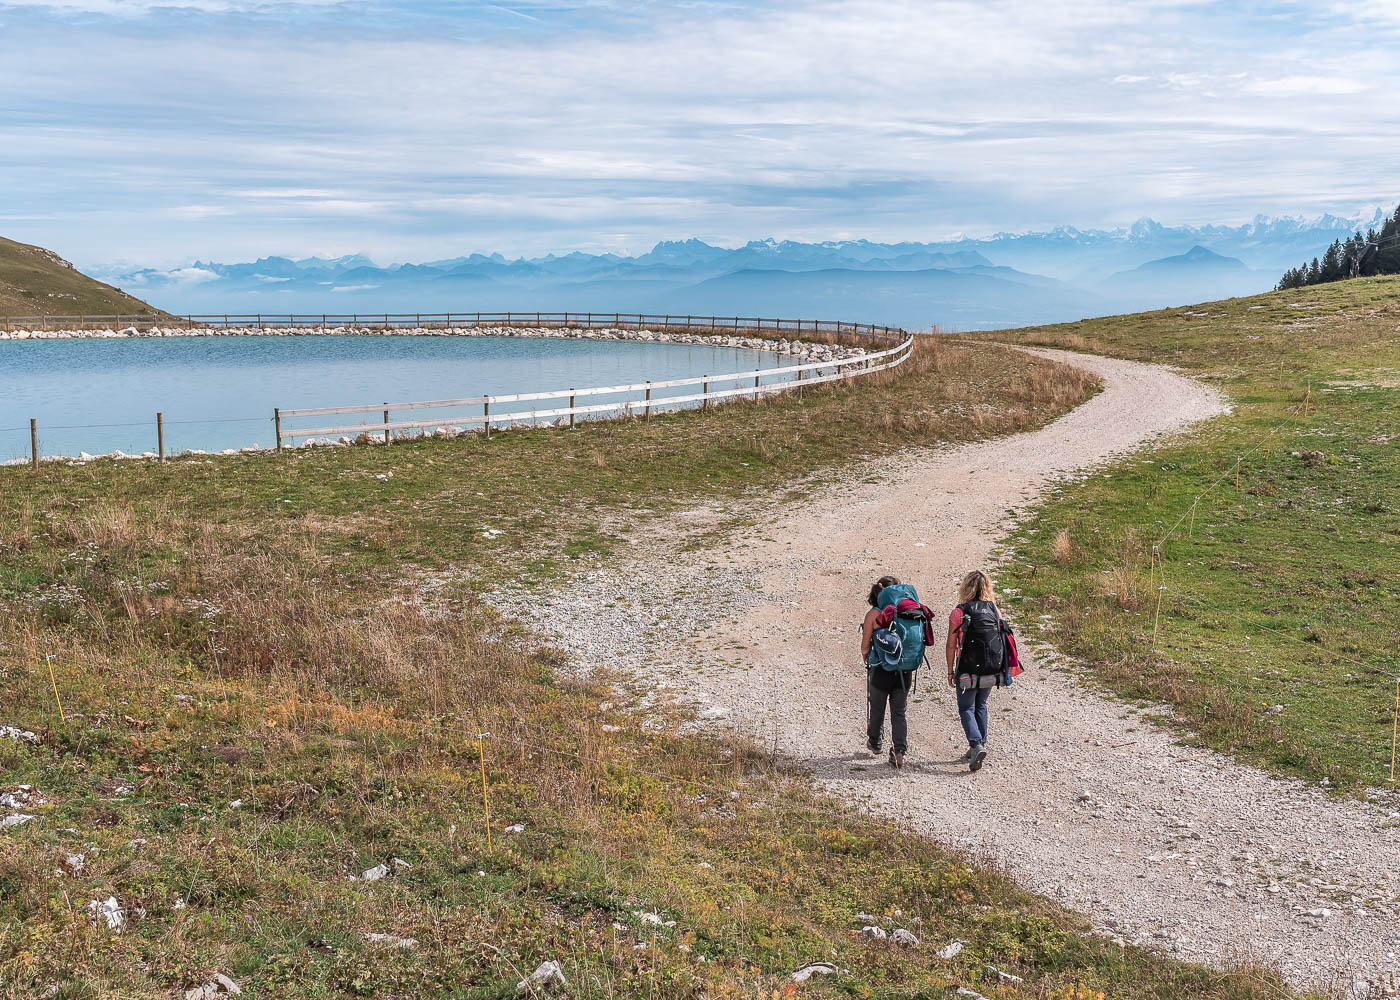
[957,570,994,604]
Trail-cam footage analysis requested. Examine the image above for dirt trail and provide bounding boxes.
[495,349,1400,993]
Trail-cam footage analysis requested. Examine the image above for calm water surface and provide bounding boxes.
[0,335,789,459]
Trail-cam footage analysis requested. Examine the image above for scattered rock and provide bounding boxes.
[183,973,241,999]
[936,939,966,959]
[1,814,36,829]
[860,926,887,939]
[0,786,44,809]
[791,962,840,982]
[87,896,125,932]
[0,725,39,743]
[504,823,525,834]
[517,959,566,992]
[987,965,1024,985]
[891,928,919,947]
[360,864,390,882]
[365,932,418,949]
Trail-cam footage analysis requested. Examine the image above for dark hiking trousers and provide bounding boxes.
[866,668,912,753]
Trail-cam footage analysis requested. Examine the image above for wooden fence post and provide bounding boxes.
[484,398,491,439]
[274,408,283,452]
[156,412,164,462]
[30,418,38,472]
[753,369,760,398]
[569,390,575,428]
[796,368,804,401]
[702,380,709,410]
[383,406,391,445]
[644,383,651,420]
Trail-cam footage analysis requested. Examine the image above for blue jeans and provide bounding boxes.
[956,685,990,747]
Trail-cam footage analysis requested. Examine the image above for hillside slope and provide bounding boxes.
[0,341,1293,999]
[992,275,1400,793]
[0,236,159,316]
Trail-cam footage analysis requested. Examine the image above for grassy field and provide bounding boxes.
[0,236,159,317]
[0,338,1301,998]
[989,275,1400,795]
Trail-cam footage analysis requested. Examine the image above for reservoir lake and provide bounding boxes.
[0,335,790,461]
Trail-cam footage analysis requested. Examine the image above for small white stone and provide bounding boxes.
[937,939,965,959]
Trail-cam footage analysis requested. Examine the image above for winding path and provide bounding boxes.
[497,349,1400,992]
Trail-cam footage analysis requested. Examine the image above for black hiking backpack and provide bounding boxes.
[956,600,1006,677]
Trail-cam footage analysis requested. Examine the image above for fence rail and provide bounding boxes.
[5,313,914,467]
[275,332,915,448]
[0,310,906,341]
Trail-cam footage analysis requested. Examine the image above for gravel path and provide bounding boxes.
[491,349,1400,994]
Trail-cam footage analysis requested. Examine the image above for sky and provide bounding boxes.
[2,0,1398,270]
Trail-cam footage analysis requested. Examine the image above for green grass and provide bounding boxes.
[0,236,159,317]
[0,337,1301,998]
[989,275,1400,794]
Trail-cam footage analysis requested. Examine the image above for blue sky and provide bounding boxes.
[2,0,1397,270]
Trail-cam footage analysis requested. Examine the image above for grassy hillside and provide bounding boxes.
[0,340,1296,998]
[0,236,159,317]
[988,275,1400,794]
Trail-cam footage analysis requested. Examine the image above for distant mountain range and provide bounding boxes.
[97,209,1388,330]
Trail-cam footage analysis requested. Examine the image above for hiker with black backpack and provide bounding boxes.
[861,575,935,769]
[946,570,1020,772]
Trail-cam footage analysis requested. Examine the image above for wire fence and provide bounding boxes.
[0,311,908,341]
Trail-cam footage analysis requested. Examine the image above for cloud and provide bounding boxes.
[2,0,1398,267]
[1243,74,1367,96]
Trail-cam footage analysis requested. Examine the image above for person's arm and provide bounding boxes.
[945,608,960,685]
[860,609,878,662]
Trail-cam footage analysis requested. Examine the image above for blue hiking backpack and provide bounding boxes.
[872,583,929,673]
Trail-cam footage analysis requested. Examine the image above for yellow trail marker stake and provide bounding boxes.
[43,654,66,724]
[476,733,493,851]
[1389,679,1398,785]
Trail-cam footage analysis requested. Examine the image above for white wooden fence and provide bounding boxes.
[274,332,915,448]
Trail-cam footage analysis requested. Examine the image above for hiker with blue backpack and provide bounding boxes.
[861,575,935,769]
[946,570,1021,772]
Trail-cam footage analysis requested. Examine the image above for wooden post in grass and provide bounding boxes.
[156,412,164,462]
[796,367,803,401]
[30,419,39,472]
[476,733,493,851]
[568,389,576,428]
[484,398,491,440]
[644,382,651,420]
[382,406,391,445]
[754,369,760,399]
[274,408,283,452]
[702,380,709,410]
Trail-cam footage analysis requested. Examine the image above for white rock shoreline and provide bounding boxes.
[2,325,879,466]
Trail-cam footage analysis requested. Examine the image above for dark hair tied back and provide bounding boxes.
[868,575,900,608]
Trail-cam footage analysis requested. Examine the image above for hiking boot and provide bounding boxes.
[969,743,987,772]
[888,747,905,770]
[866,738,882,756]
[959,746,976,762]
